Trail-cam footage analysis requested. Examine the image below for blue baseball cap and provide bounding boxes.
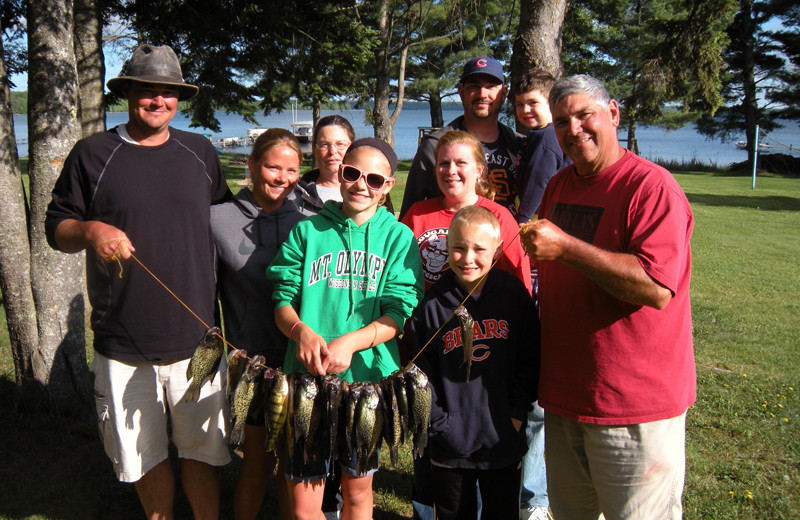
[460,56,504,84]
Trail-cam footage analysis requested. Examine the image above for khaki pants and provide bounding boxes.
[545,411,686,520]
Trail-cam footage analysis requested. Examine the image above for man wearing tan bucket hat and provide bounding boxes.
[46,44,231,520]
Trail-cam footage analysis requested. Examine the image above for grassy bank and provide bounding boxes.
[0,168,798,519]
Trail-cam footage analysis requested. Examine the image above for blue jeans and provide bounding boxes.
[520,401,548,509]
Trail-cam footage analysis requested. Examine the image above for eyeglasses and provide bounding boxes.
[340,164,391,190]
[316,141,350,152]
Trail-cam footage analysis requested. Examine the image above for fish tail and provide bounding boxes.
[230,421,245,446]
[182,382,200,404]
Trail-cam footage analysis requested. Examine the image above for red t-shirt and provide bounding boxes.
[537,151,695,424]
[401,196,532,293]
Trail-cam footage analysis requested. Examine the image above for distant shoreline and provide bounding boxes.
[8,91,464,117]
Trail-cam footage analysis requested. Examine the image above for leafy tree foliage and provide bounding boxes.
[403,0,519,128]
[0,0,26,88]
[762,0,799,122]
[118,0,376,132]
[114,0,523,141]
[694,0,786,166]
[562,0,736,151]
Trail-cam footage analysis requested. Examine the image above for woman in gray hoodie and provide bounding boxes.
[211,128,305,520]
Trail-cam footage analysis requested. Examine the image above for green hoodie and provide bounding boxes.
[267,200,423,382]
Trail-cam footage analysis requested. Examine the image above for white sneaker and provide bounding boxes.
[520,506,553,520]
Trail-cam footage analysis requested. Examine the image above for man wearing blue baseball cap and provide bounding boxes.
[399,56,525,219]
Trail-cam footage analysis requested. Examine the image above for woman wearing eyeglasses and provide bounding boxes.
[292,115,394,217]
[401,130,531,292]
[267,138,423,520]
[291,115,354,216]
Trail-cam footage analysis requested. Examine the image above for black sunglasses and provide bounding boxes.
[340,164,391,190]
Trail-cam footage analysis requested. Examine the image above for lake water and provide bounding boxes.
[12,108,800,166]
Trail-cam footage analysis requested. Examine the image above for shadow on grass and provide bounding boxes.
[0,375,253,519]
[685,193,800,212]
[0,376,144,519]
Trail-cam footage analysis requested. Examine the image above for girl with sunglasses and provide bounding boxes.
[267,138,423,520]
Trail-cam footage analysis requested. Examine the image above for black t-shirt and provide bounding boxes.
[45,127,231,361]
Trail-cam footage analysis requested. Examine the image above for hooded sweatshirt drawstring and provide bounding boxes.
[347,224,355,316]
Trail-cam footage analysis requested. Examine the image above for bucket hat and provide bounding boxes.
[106,44,199,101]
[460,56,505,84]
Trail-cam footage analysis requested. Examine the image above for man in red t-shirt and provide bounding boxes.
[522,74,694,520]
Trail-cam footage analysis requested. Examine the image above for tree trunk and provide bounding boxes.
[373,0,394,146]
[511,0,568,118]
[27,0,92,417]
[428,90,443,128]
[311,97,321,168]
[74,0,106,137]
[740,0,758,170]
[312,98,321,130]
[626,120,639,155]
[0,34,41,405]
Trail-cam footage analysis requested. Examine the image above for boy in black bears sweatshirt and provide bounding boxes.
[409,205,540,519]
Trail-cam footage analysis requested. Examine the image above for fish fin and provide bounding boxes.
[208,356,222,385]
[182,382,200,404]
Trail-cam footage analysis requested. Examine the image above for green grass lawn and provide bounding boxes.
[0,166,798,519]
[679,173,800,519]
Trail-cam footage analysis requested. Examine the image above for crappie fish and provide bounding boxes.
[226,348,249,404]
[455,305,475,383]
[342,382,363,457]
[293,373,323,465]
[391,370,411,440]
[405,363,432,458]
[380,377,403,466]
[321,374,343,462]
[286,374,296,461]
[354,383,383,476]
[183,327,225,403]
[264,370,289,453]
[229,355,266,446]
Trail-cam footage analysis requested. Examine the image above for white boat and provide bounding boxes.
[736,140,773,150]
[290,121,313,142]
[247,128,268,143]
[216,136,246,148]
[289,97,313,142]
